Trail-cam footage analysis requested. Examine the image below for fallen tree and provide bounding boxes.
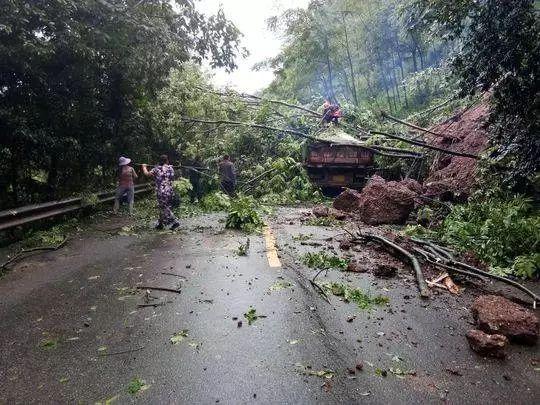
[179,117,424,160]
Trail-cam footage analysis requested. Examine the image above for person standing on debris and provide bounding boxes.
[113,156,138,214]
[218,155,237,197]
[321,98,342,125]
[142,155,180,230]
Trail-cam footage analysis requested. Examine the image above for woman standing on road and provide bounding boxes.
[142,154,180,230]
[113,156,138,214]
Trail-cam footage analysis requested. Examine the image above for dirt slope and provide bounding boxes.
[424,101,490,201]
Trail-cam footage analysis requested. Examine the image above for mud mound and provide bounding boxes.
[333,188,362,212]
[334,176,418,225]
[424,102,489,200]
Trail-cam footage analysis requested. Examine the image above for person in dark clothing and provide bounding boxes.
[187,158,203,203]
[218,155,236,196]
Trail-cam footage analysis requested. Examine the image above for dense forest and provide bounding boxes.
[0,1,538,276]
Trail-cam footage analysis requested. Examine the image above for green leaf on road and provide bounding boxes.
[244,307,266,325]
[301,252,348,270]
[170,329,189,344]
[127,378,148,395]
[269,281,292,291]
[39,338,58,349]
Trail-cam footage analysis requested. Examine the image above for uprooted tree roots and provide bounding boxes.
[345,230,538,307]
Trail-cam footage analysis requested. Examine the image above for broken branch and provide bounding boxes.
[136,286,181,294]
[361,233,430,298]
[1,237,68,270]
[370,130,479,159]
[99,346,145,357]
[380,111,455,139]
[180,117,428,160]
[414,247,539,304]
[413,247,487,282]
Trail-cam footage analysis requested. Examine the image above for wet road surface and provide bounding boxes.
[0,208,538,404]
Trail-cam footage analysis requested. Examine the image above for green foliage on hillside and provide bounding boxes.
[440,195,540,279]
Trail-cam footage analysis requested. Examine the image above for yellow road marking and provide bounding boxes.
[263,226,281,268]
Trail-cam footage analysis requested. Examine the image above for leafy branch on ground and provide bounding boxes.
[301,252,349,270]
[322,283,389,310]
[243,307,266,325]
[225,196,264,233]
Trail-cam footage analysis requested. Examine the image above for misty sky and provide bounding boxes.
[197,0,310,93]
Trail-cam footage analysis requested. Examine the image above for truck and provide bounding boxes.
[303,127,375,194]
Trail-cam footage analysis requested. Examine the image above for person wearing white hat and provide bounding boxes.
[113,156,138,214]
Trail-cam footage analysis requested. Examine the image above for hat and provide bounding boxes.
[118,156,131,166]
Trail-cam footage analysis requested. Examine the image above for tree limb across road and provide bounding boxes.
[180,117,424,160]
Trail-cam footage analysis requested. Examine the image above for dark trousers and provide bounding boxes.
[221,180,236,197]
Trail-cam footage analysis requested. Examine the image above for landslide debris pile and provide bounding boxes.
[424,102,489,201]
[333,176,422,225]
[330,101,491,225]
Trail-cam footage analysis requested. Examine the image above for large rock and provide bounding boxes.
[312,205,347,220]
[466,329,508,358]
[356,176,417,225]
[333,188,362,212]
[400,178,423,194]
[333,177,419,225]
[471,295,539,345]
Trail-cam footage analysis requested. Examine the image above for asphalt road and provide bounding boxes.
[0,208,538,404]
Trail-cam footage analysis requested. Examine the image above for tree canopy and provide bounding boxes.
[0,0,242,207]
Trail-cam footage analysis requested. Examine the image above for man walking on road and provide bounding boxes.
[218,155,236,196]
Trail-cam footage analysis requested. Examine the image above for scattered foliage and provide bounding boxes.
[301,252,349,270]
[236,238,250,256]
[296,364,335,379]
[269,280,293,291]
[172,178,193,201]
[201,191,231,211]
[322,283,389,309]
[170,329,189,345]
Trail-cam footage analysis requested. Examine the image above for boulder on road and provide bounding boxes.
[312,205,347,220]
[333,188,362,212]
[466,329,508,358]
[471,295,539,345]
[357,176,417,225]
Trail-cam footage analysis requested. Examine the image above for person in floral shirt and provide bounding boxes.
[142,155,180,230]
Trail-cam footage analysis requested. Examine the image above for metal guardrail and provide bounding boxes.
[0,183,153,232]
